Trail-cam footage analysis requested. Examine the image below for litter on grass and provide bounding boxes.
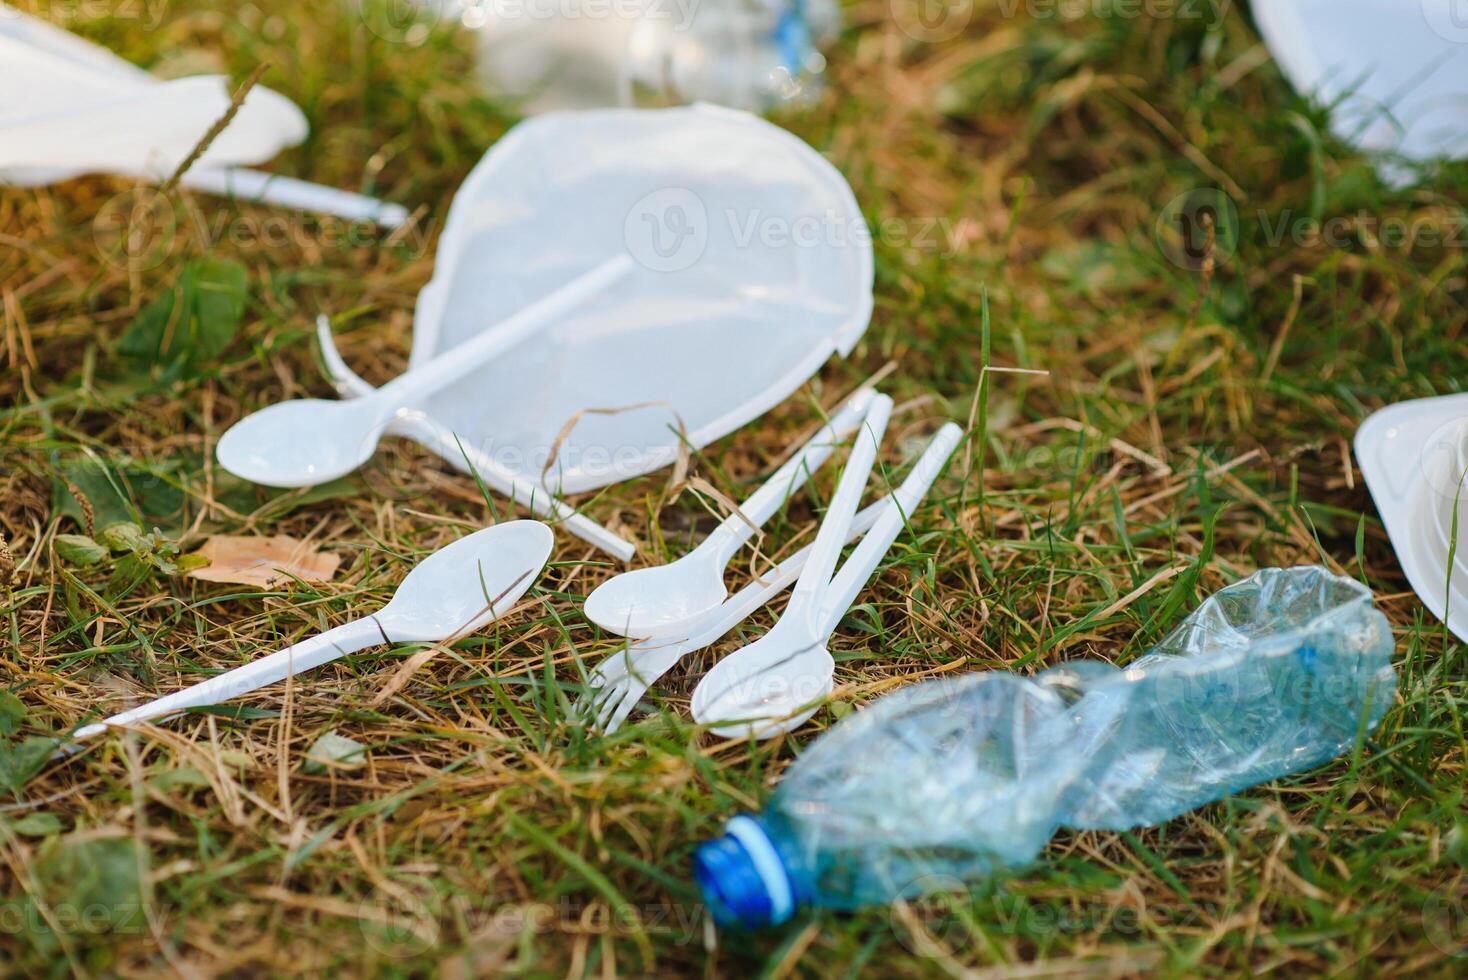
[0,3,406,225]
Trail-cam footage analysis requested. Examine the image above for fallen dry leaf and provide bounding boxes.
[186,535,340,588]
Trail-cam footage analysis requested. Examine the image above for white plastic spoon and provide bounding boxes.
[677,395,891,725]
[583,422,966,734]
[583,389,876,639]
[71,520,553,743]
[692,423,962,739]
[216,255,635,488]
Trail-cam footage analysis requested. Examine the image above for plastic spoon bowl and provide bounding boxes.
[71,520,554,743]
[216,394,388,489]
[217,255,634,488]
[583,389,875,639]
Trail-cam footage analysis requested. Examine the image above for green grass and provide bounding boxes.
[1,1,1465,974]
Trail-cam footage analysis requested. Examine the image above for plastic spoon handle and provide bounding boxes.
[72,617,384,742]
[375,254,635,408]
[687,489,894,648]
[315,318,637,562]
[785,395,893,626]
[701,389,876,565]
[817,423,963,633]
[690,423,962,647]
[182,168,410,227]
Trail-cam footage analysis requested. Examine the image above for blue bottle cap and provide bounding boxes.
[694,815,796,929]
[773,3,817,75]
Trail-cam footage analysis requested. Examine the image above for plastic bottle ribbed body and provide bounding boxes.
[696,568,1397,928]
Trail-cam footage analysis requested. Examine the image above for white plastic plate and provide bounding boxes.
[0,2,405,224]
[1256,1,1468,166]
[1356,393,1468,641]
[388,102,873,496]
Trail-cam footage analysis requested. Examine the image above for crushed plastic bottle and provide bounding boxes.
[695,567,1397,928]
[466,0,840,114]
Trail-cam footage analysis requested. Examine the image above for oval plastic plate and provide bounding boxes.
[401,103,874,495]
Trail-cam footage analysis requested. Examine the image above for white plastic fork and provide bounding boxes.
[692,422,963,739]
[583,388,876,639]
[575,393,892,730]
[667,394,890,718]
[579,407,959,736]
[581,494,891,734]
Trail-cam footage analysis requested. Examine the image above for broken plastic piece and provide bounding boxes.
[0,3,406,225]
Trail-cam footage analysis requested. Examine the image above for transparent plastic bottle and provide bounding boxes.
[695,567,1397,928]
[465,0,840,114]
